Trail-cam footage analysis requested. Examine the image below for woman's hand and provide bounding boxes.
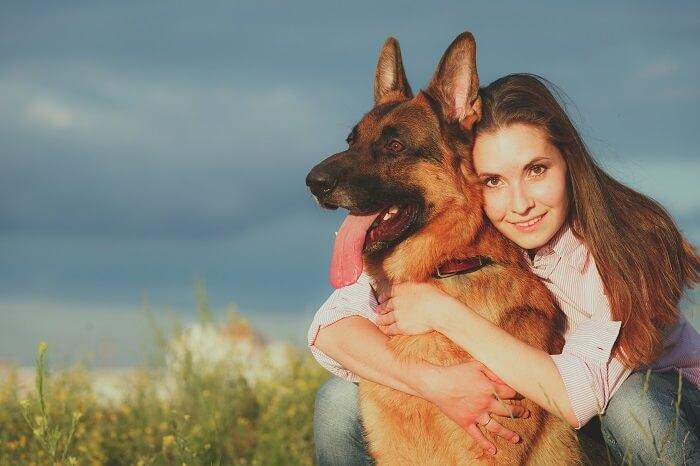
[375,282,462,336]
[417,361,528,455]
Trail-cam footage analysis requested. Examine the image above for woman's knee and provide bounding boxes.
[601,371,699,464]
[314,377,373,465]
[603,372,678,431]
[314,376,362,433]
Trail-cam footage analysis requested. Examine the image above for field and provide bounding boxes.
[0,294,329,466]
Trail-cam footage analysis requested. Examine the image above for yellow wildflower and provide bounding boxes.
[162,434,176,447]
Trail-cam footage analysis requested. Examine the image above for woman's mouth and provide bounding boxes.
[511,213,546,232]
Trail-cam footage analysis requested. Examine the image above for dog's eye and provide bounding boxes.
[386,140,404,152]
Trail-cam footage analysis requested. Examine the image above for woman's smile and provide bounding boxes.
[510,212,546,232]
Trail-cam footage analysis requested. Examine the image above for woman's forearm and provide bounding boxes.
[433,301,579,428]
[314,316,431,397]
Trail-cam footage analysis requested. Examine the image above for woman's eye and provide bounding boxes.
[529,164,547,176]
[386,140,404,152]
[484,177,501,188]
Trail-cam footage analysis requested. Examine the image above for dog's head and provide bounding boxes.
[307,32,487,285]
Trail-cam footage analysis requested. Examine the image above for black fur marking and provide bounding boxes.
[346,125,359,145]
[420,90,446,131]
[418,90,474,172]
[372,101,404,119]
[379,125,401,142]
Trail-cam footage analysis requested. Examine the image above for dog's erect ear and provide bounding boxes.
[427,32,481,130]
[374,37,413,105]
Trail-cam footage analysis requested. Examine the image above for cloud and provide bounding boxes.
[24,98,75,129]
[599,156,700,219]
[0,60,351,237]
[0,61,328,158]
[635,58,681,79]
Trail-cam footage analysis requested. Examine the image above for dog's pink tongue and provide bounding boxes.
[330,212,381,288]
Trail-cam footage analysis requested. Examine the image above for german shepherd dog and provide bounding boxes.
[306,32,583,465]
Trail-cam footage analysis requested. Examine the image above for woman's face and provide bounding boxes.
[473,123,570,251]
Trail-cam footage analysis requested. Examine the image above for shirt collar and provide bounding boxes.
[526,223,589,277]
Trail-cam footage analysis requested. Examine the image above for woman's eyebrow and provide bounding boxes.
[476,156,553,178]
[523,156,552,170]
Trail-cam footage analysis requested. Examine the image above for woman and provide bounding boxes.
[309,74,700,465]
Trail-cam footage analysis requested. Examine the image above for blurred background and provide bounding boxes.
[1,0,698,367]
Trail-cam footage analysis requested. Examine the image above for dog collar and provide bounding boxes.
[433,256,491,279]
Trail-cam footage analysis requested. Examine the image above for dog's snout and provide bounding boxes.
[306,168,339,197]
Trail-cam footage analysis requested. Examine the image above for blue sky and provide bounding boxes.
[1,1,698,366]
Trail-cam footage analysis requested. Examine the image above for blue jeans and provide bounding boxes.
[599,370,700,465]
[314,372,699,465]
[314,377,375,466]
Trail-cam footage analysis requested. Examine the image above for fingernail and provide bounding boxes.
[489,447,496,455]
[524,410,530,418]
[512,435,519,443]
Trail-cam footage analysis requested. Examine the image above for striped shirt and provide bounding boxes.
[307,224,700,427]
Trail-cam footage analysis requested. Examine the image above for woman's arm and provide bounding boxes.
[377,282,580,428]
[432,299,580,427]
[307,273,382,381]
[314,315,425,396]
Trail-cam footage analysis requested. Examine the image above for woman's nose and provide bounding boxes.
[509,183,535,215]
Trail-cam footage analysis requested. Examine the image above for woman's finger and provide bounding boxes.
[492,382,517,400]
[478,414,521,444]
[488,399,530,420]
[382,323,400,336]
[464,424,496,456]
[377,285,393,304]
[375,299,393,315]
[479,365,505,384]
[376,312,396,327]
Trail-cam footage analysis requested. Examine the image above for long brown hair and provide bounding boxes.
[475,73,700,368]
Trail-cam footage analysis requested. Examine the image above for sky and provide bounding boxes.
[1,1,698,366]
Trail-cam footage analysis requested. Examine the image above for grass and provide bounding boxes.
[0,289,329,465]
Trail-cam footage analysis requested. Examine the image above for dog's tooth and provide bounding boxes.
[383,212,391,221]
[388,206,399,214]
[334,231,338,236]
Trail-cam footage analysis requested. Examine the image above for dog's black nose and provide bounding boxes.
[306,168,338,197]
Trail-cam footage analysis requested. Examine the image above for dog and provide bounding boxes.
[306,32,584,465]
